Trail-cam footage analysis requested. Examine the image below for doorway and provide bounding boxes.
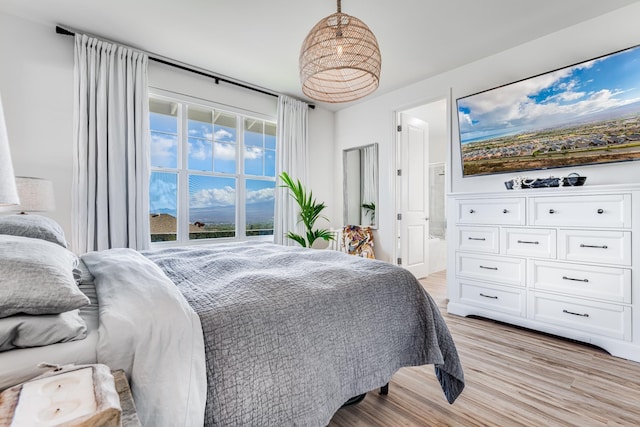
[395,98,448,279]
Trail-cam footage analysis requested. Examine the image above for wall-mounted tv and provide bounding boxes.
[457,44,640,177]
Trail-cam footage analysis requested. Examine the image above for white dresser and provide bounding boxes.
[447,184,639,362]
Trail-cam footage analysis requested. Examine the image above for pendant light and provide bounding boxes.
[299,0,381,103]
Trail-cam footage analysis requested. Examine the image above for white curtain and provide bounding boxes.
[72,34,150,254]
[361,144,377,226]
[274,95,309,245]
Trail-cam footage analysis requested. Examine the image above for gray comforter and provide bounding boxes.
[144,242,464,426]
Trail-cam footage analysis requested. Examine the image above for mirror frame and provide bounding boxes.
[342,143,379,229]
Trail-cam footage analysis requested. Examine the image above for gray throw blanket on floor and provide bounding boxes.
[144,242,464,426]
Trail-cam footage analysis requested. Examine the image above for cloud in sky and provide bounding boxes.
[189,140,212,161]
[550,90,585,103]
[151,133,177,167]
[458,68,582,134]
[190,185,274,208]
[188,126,213,140]
[215,128,234,142]
[191,185,235,208]
[244,146,263,160]
[149,176,177,212]
[246,187,274,203]
[214,142,236,160]
[457,50,640,143]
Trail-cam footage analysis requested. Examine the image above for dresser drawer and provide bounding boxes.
[529,194,631,228]
[459,280,526,317]
[530,293,630,340]
[502,228,556,258]
[457,226,499,253]
[456,252,525,286]
[558,230,631,266]
[529,260,631,303]
[456,198,525,226]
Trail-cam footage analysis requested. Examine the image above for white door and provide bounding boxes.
[398,113,430,278]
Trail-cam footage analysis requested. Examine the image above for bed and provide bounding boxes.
[0,215,464,426]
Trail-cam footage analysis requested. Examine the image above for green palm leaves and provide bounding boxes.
[279,172,334,248]
[361,202,376,222]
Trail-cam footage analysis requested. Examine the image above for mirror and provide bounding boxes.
[343,143,378,229]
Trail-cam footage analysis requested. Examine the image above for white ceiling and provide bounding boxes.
[1,0,638,110]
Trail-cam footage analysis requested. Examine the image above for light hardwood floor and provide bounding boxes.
[329,270,640,426]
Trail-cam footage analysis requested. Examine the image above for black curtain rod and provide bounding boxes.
[55,25,315,109]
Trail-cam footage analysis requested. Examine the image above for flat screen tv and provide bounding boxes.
[457,44,640,177]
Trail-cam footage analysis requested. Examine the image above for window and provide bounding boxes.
[148,95,277,244]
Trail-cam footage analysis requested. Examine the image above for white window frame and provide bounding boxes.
[149,89,277,247]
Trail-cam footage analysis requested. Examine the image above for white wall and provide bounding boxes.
[0,12,336,243]
[0,13,74,235]
[334,2,640,262]
[149,62,278,117]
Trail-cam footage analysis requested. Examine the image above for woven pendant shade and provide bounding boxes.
[299,0,381,103]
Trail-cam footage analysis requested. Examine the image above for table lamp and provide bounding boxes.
[14,176,56,214]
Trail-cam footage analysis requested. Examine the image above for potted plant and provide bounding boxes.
[279,172,334,248]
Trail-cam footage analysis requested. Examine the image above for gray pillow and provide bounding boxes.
[0,310,87,352]
[0,235,90,318]
[0,214,68,248]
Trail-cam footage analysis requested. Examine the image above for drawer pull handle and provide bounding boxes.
[469,209,475,214]
[549,209,555,214]
[468,237,486,241]
[597,208,604,214]
[479,265,498,270]
[563,309,589,318]
[502,209,509,214]
[517,240,539,245]
[562,276,589,283]
[579,244,608,249]
[480,293,498,299]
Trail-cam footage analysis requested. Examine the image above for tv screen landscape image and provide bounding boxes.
[457,44,640,177]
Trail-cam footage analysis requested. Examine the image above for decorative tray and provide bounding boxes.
[505,176,586,190]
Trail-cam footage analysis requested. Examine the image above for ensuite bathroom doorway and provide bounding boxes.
[395,98,448,279]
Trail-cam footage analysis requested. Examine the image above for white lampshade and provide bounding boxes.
[14,177,56,212]
[0,92,20,206]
